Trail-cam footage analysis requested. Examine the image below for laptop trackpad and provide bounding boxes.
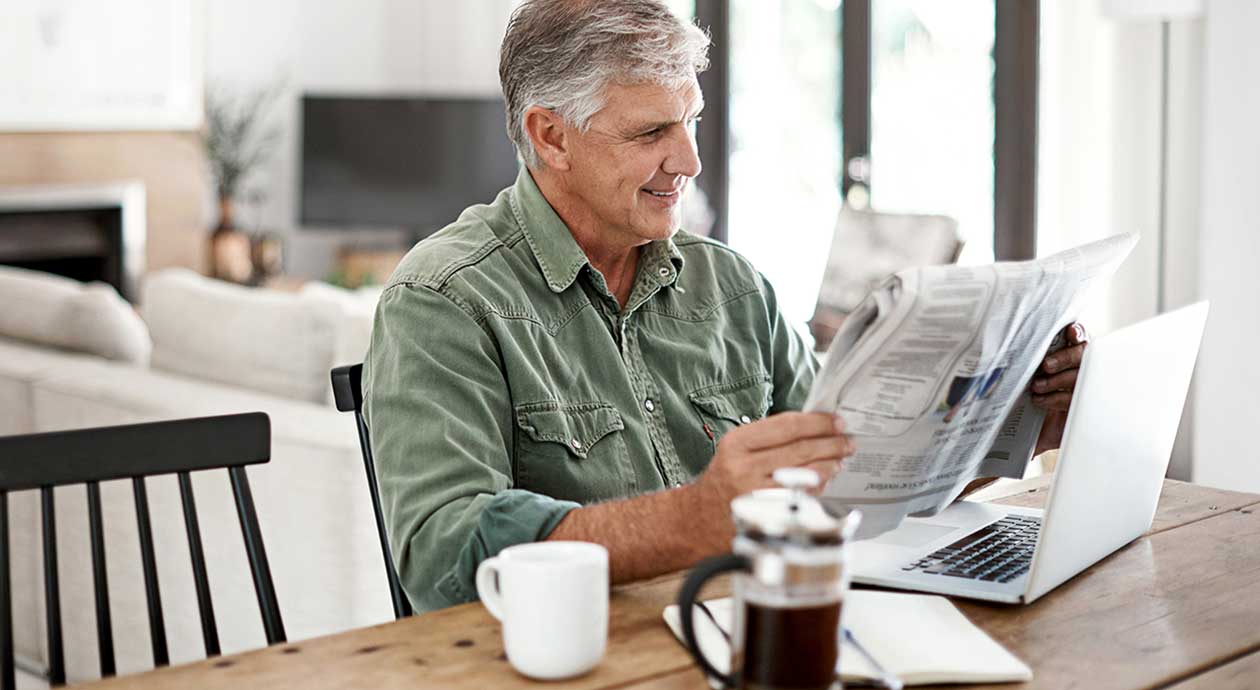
[873,522,959,549]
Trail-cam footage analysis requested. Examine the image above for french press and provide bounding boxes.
[677,468,861,690]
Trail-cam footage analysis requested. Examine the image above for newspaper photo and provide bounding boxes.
[805,233,1138,538]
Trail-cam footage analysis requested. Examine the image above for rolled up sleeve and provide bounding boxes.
[363,282,579,612]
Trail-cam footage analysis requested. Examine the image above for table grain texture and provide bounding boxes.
[76,478,1260,690]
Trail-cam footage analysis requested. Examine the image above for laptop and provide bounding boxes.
[848,302,1210,604]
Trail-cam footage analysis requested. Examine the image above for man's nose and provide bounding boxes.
[662,125,702,179]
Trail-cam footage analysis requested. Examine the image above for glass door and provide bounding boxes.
[844,0,997,263]
[726,0,842,329]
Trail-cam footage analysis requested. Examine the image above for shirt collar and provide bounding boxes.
[639,231,686,289]
[510,167,687,293]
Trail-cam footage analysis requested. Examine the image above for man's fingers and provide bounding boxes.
[1042,343,1086,375]
[800,459,842,492]
[1031,391,1073,411]
[1032,368,1078,394]
[750,435,853,473]
[1067,322,1089,346]
[734,412,845,451]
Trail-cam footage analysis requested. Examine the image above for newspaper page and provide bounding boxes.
[805,233,1137,538]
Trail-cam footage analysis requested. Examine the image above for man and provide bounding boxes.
[364,0,1086,613]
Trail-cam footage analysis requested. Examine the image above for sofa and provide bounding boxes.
[0,265,391,683]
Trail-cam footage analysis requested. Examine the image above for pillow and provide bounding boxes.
[142,269,337,403]
[300,281,381,369]
[0,265,151,364]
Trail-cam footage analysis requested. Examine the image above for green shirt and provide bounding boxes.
[363,169,818,612]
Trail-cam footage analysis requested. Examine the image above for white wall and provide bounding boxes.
[204,0,514,278]
[1038,0,1204,480]
[1042,0,1260,489]
[1194,0,1260,492]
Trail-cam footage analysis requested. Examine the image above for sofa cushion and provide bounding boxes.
[300,281,381,369]
[0,266,150,364]
[142,269,338,404]
[0,337,116,436]
[30,360,359,451]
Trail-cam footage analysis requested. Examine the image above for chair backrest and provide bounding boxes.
[331,363,412,619]
[0,412,285,689]
[810,207,964,351]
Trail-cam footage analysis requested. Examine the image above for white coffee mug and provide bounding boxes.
[475,541,609,680]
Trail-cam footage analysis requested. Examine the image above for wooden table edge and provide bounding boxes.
[1155,644,1260,689]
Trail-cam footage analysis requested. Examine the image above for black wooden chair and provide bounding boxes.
[0,412,285,689]
[331,363,412,619]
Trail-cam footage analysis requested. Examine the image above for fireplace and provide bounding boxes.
[0,182,146,302]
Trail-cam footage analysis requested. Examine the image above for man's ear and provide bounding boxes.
[522,105,571,171]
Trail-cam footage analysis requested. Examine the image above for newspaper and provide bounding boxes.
[804,233,1138,538]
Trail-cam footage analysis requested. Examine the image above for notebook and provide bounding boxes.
[663,590,1032,686]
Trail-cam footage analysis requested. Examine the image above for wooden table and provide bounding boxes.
[79,478,1260,690]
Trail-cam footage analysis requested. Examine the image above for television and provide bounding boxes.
[300,96,521,237]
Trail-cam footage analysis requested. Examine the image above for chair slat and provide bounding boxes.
[228,468,285,644]
[177,472,220,656]
[0,413,269,491]
[132,478,168,667]
[354,411,411,619]
[41,488,64,686]
[334,363,411,620]
[86,482,115,677]
[1,492,15,690]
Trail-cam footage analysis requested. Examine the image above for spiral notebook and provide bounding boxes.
[663,590,1032,686]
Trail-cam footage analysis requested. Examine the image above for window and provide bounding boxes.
[867,0,996,264]
[726,0,843,329]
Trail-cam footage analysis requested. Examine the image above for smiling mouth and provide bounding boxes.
[641,185,683,199]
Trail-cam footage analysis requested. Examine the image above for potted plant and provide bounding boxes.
[203,85,282,284]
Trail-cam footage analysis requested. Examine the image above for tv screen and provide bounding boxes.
[300,96,520,236]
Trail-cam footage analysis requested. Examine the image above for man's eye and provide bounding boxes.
[640,127,664,138]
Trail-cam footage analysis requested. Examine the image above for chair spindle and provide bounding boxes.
[354,411,411,618]
[41,487,64,686]
[85,482,115,677]
[177,472,220,656]
[228,467,285,645]
[131,478,169,667]
[0,492,15,690]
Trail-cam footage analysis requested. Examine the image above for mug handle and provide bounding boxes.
[677,553,751,689]
[475,557,506,621]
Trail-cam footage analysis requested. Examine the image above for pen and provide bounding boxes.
[842,627,904,690]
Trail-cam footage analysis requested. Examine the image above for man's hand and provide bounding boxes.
[1032,322,1088,455]
[548,411,854,581]
[694,412,854,507]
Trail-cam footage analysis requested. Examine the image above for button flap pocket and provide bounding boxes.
[515,402,625,460]
[689,374,773,425]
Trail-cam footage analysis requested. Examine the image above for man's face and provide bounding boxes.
[561,78,704,246]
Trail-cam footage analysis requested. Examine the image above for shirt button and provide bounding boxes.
[570,439,583,450]
[673,480,683,488]
[658,267,671,279]
[644,398,656,413]
[739,415,752,424]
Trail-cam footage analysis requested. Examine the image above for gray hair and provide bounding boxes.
[499,0,711,167]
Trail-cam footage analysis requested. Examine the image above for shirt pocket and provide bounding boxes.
[688,374,774,454]
[514,401,634,502]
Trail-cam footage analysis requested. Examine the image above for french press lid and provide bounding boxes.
[730,468,858,546]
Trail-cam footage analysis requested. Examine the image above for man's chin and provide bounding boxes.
[625,207,683,242]
[638,225,679,241]
[646,213,684,239]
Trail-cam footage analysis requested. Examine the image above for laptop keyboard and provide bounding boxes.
[901,514,1042,583]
